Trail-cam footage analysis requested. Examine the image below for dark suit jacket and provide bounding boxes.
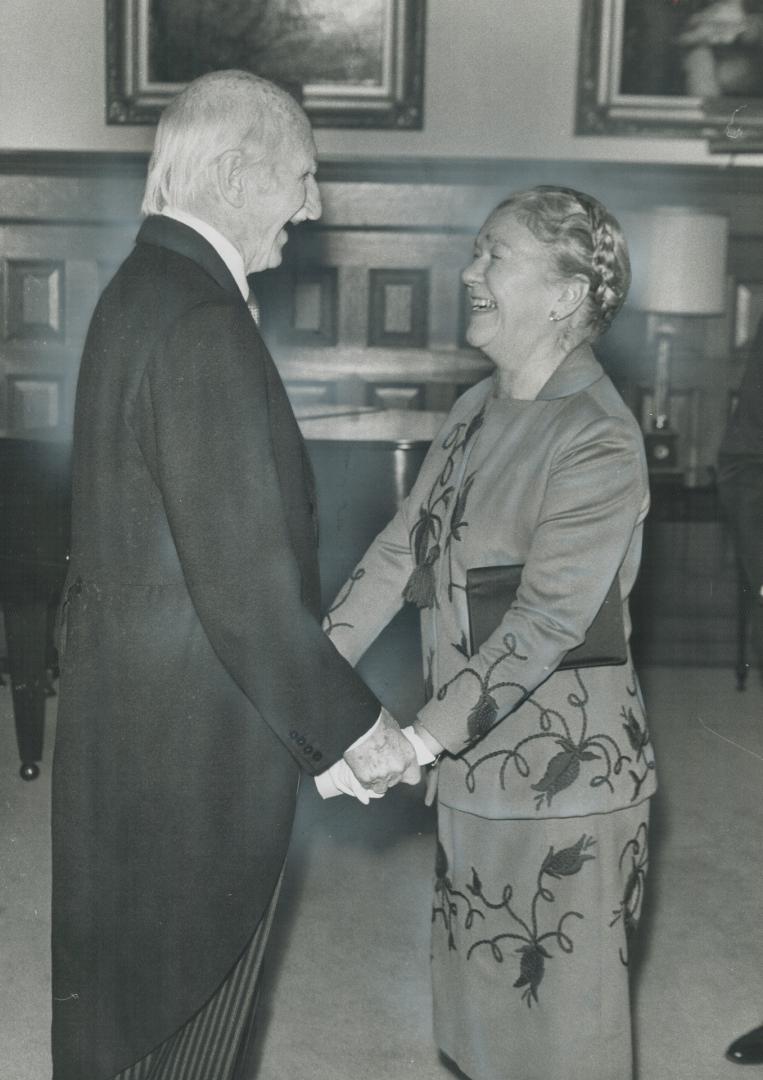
[718,321,763,600]
[51,216,380,1080]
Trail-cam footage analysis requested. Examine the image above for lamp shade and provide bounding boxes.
[629,207,728,316]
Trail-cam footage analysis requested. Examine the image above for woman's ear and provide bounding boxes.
[554,275,591,321]
[216,149,246,209]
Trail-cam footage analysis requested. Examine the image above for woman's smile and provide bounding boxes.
[469,293,498,313]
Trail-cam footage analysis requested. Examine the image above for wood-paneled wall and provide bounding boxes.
[2,151,763,480]
[2,151,760,666]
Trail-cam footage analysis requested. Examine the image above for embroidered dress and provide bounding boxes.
[326,346,656,1080]
[433,803,650,1080]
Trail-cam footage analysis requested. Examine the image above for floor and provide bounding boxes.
[2,658,762,1080]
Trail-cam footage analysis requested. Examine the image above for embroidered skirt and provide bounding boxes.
[111,870,283,1080]
[432,800,651,1080]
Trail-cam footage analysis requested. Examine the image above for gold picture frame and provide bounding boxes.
[106,0,425,129]
[576,0,763,150]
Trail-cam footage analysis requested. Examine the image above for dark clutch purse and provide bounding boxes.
[466,564,627,669]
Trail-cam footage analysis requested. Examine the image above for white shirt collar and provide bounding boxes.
[160,208,249,301]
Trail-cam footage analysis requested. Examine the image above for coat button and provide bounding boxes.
[297,736,306,746]
[312,750,323,763]
[289,730,297,740]
[304,744,313,755]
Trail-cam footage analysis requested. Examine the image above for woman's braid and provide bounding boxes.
[588,206,623,332]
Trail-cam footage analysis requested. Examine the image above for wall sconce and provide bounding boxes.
[629,207,728,473]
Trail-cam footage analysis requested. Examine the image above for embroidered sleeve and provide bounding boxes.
[323,407,475,665]
[321,508,414,665]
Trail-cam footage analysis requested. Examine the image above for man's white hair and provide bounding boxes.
[141,69,307,216]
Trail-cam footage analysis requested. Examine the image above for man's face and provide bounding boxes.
[242,123,322,273]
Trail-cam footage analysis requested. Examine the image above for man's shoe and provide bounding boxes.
[727,1024,763,1065]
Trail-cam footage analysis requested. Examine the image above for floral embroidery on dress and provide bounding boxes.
[323,567,365,635]
[444,471,476,603]
[460,670,638,806]
[403,407,485,609]
[424,649,435,702]
[436,632,529,742]
[432,840,485,951]
[610,821,649,966]
[620,684,655,800]
[433,835,597,1006]
[452,631,471,659]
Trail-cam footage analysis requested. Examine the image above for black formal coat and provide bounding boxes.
[51,216,380,1080]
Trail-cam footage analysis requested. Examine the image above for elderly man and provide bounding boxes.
[51,70,420,1080]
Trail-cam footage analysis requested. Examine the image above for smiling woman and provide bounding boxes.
[462,216,564,396]
[462,187,631,400]
[322,187,653,1080]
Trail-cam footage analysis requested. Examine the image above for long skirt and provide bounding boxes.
[432,800,651,1080]
[112,870,284,1080]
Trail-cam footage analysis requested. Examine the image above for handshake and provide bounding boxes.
[315,708,440,804]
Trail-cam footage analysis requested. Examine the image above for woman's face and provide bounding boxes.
[462,209,561,360]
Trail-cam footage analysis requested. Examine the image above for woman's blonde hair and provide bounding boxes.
[495,186,631,338]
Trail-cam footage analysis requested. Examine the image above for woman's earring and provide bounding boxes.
[549,311,561,322]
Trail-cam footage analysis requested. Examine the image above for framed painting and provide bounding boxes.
[106,0,425,128]
[576,0,763,149]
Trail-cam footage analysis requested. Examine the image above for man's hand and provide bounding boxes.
[344,708,421,794]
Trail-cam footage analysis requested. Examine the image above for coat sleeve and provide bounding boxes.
[130,299,380,773]
[417,414,649,755]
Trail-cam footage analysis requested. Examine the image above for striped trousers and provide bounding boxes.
[113,871,283,1080]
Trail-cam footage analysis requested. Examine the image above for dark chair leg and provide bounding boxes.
[4,601,48,779]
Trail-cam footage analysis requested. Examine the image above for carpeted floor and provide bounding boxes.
[1,659,762,1080]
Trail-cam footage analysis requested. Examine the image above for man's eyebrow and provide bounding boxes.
[484,232,509,246]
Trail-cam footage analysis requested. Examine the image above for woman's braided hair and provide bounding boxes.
[495,185,631,338]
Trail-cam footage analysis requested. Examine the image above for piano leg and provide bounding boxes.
[3,600,48,780]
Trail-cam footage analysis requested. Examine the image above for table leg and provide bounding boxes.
[3,600,48,779]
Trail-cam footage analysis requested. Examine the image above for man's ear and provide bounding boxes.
[216,149,247,209]
[555,275,591,320]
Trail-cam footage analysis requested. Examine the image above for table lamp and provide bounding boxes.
[629,207,728,472]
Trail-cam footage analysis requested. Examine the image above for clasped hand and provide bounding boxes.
[344,708,421,796]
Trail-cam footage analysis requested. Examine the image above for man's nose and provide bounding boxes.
[305,175,322,221]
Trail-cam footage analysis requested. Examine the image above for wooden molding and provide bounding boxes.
[1,150,763,194]
[0,151,151,177]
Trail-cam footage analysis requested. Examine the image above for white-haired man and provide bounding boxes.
[51,70,421,1080]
